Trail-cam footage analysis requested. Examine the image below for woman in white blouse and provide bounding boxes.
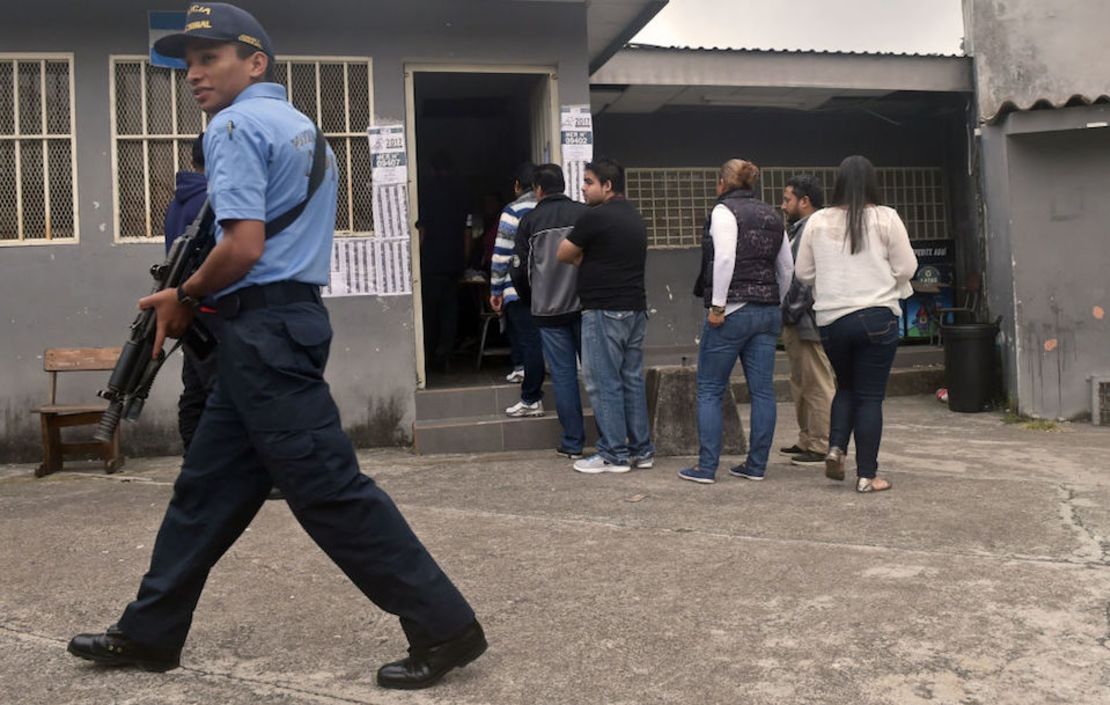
[795,156,918,493]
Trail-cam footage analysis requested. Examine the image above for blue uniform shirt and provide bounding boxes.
[203,82,337,298]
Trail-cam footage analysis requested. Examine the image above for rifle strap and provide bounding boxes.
[264,126,328,239]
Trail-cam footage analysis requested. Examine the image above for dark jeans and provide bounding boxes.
[422,273,459,365]
[504,300,545,404]
[538,319,585,453]
[819,307,900,478]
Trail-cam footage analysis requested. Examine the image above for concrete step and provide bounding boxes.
[414,409,599,455]
[732,365,946,403]
[412,365,946,455]
[416,381,590,422]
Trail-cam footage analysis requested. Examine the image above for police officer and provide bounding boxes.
[67,4,486,690]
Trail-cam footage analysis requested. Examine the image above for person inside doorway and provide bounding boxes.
[490,163,544,414]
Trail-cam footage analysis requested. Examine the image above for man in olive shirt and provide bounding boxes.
[557,158,654,474]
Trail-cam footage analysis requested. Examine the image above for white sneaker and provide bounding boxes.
[573,454,632,474]
[505,400,543,417]
[505,368,525,383]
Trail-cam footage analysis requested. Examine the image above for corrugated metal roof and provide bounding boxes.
[624,43,966,59]
[987,94,1110,124]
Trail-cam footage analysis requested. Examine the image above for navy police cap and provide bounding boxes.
[154,3,274,59]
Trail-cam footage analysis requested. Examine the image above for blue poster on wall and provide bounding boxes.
[903,238,955,340]
[149,11,187,70]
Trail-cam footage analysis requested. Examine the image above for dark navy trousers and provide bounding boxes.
[118,299,475,650]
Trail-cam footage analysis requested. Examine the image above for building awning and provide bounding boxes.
[591,44,973,114]
[584,1,670,74]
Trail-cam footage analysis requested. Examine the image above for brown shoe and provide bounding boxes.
[825,448,846,481]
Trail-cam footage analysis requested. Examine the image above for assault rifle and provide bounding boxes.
[93,202,217,442]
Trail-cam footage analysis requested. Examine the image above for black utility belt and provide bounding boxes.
[215,281,322,319]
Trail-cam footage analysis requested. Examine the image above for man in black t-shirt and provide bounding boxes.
[557,158,655,474]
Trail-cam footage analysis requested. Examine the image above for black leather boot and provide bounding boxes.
[376,621,487,690]
[67,625,181,672]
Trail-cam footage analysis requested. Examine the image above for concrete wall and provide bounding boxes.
[964,0,1110,121]
[0,0,590,461]
[978,126,1019,406]
[595,105,977,350]
[980,105,1110,420]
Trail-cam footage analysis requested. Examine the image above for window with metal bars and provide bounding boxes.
[627,166,950,249]
[110,56,373,241]
[0,54,78,245]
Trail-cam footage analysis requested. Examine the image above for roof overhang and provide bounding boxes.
[511,1,669,74]
[591,45,973,114]
[527,0,669,75]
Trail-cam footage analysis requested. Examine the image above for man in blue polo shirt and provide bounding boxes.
[67,4,485,690]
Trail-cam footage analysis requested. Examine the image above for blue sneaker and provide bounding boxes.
[728,463,765,481]
[678,467,716,484]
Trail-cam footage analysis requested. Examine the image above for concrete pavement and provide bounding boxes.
[2,395,1109,705]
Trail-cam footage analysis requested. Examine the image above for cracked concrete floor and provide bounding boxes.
[2,395,1109,705]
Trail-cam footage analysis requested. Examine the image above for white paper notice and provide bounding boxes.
[561,105,593,203]
[324,237,375,297]
[322,236,412,298]
[323,125,413,297]
[369,125,407,186]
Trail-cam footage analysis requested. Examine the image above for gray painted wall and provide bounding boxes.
[977,126,1018,406]
[0,0,590,461]
[963,0,1110,120]
[981,107,1110,420]
[968,0,1110,419]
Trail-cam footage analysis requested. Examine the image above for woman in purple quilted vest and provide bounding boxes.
[679,159,794,485]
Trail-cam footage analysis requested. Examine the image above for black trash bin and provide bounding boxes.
[941,320,999,413]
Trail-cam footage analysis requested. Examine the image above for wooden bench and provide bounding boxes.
[31,347,124,477]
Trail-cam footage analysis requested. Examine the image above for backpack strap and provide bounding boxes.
[264,126,328,239]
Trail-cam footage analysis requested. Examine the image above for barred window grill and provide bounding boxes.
[111,56,373,241]
[627,166,949,249]
[0,55,78,244]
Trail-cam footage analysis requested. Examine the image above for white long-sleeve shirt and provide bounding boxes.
[794,205,918,327]
[710,203,794,316]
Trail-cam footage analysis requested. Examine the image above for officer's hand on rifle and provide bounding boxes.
[139,288,196,359]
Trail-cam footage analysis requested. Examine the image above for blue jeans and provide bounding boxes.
[696,303,781,472]
[819,307,900,479]
[504,300,544,404]
[539,320,585,453]
[581,310,654,464]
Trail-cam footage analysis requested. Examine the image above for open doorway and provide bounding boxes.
[406,68,558,388]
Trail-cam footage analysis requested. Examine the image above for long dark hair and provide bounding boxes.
[831,155,881,254]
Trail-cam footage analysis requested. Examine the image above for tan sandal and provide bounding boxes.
[825,448,846,481]
[856,477,892,493]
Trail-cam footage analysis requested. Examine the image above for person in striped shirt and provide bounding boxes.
[489,163,545,417]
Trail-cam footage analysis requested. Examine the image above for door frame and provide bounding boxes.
[403,63,561,388]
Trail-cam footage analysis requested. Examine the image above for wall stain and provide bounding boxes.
[1,398,181,464]
[346,394,411,448]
